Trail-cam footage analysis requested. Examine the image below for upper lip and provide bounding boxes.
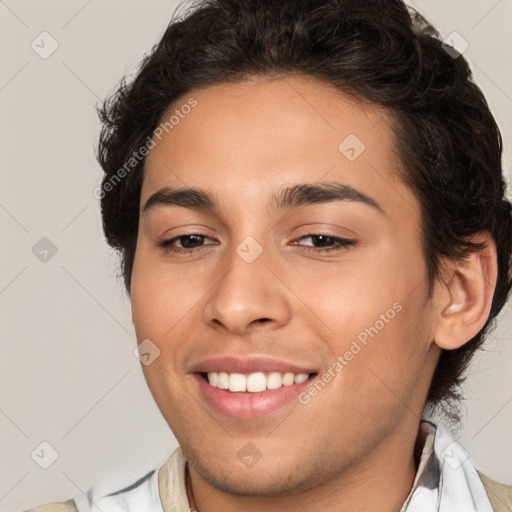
[189,355,317,375]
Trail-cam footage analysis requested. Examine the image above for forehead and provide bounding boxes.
[141,74,415,219]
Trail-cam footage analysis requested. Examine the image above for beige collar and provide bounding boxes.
[158,446,192,511]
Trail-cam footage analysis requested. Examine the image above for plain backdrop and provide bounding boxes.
[0,1,511,510]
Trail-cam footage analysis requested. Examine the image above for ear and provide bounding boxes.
[433,231,498,351]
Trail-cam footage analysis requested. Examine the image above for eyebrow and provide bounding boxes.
[142,182,386,216]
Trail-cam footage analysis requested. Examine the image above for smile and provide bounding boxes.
[194,371,318,419]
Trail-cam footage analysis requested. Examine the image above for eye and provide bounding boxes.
[291,234,356,253]
[158,233,218,254]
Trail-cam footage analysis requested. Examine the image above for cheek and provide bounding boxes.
[308,299,431,446]
[289,243,416,340]
[131,253,198,407]
[130,244,205,341]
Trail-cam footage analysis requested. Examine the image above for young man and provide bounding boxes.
[25,0,512,511]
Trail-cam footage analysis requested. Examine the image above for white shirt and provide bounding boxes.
[71,419,494,512]
[398,419,493,511]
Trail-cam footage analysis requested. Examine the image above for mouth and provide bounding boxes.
[193,370,319,420]
[198,370,318,392]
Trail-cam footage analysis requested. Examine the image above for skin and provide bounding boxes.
[130,74,497,512]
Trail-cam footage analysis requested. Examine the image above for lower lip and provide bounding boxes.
[193,373,316,420]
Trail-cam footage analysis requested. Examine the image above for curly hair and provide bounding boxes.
[95,0,512,421]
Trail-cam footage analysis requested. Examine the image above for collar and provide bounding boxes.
[398,419,493,511]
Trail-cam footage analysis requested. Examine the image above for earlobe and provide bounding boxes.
[433,232,498,351]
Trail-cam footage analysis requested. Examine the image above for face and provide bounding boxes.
[130,75,441,498]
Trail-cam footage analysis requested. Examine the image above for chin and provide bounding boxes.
[186,445,336,498]
[194,462,308,497]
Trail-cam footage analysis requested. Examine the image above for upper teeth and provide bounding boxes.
[207,372,310,392]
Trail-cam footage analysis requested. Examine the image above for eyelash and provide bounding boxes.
[158,232,357,255]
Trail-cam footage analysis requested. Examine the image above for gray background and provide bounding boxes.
[0,1,511,510]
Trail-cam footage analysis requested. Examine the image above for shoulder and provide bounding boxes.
[478,471,512,512]
[24,470,160,512]
[21,448,188,512]
[23,499,78,512]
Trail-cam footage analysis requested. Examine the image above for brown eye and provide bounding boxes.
[292,234,356,253]
[159,233,218,254]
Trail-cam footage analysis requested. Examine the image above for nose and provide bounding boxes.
[202,246,292,335]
